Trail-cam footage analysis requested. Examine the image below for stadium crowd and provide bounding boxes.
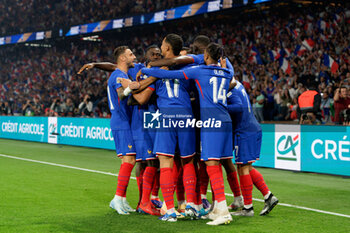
[0,0,201,37]
[0,2,350,124]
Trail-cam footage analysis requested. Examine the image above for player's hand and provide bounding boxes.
[160,66,169,70]
[136,70,142,81]
[129,81,141,90]
[118,78,131,89]
[77,63,95,74]
[220,57,227,68]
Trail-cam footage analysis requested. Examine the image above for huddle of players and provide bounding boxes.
[79,34,278,226]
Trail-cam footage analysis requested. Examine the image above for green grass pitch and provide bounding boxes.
[0,139,349,233]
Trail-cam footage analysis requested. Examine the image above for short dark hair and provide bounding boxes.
[193,35,210,47]
[165,34,183,56]
[205,42,224,61]
[145,45,159,53]
[113,46,129,62]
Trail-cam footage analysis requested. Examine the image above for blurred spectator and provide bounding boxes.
[253,89,264,123]
[321,91,332,124]
[50,98,63,116]
[0,101,12,115]
[297,83,322,124]
[22,99,35,116]
[79,95,93,117]
[334,86,350,124]
[62,98,75,117]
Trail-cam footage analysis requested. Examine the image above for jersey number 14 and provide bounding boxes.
[210,77,226,104]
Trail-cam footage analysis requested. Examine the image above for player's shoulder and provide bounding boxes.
[111,69,127,79]
[187,54,204,65]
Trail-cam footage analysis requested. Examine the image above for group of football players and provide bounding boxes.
[78,33,278,226]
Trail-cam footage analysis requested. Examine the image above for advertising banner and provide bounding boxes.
[0,116,47,142]
[1,116,349,176]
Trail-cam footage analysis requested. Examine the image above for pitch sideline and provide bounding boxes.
[1,153,349,219]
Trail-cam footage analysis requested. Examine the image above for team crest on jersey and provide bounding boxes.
[128,144,132,149]
[147,150,152,154]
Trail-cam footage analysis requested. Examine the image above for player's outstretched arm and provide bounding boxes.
[77,62,117,74]
[148,55,194,67]
[141,68,189,80]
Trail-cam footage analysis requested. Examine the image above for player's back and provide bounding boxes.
[227,81,261,135]
[191,65,232,122]
[107,69,132,130]
[154,64,193,116]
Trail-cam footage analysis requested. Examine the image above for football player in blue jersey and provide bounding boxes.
[104,46,139,215]
[121,34,198,222]
[141,35,243,213]
[78,46,163,215]
[140,43,234,225]
[227,80,279,217]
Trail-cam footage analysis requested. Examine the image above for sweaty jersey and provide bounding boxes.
[227,81,261,135]
[141,65,233,122]
[107,69,133,130]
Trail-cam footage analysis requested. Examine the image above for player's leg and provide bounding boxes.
[205,160,232,225]
[220,159,243,210]
[178,127,197,217]
[135,161,145,210]
[199,161,210,210]
[151,170,162,208]
[202,124,233,225]
[250,131,278,215]
[231,163,254,216]
[174,158,186,215]
[155,128,177,222]
[110,130,136,215]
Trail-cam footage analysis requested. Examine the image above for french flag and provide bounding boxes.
[323,54,339,74]
[249,46,263,64]
[251,71,256,81]
[302,38,315,51]
[318,19,329,31]
[268,50,279,61]
[279,58,291,75]
[1,84,9,92]
[294,45,306,56]
[255,30,261,39]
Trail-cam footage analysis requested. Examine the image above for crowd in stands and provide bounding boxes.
[0,2,350,124]
[0,0,201,37]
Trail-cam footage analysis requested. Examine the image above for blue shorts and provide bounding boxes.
[134,137,156,162]
[154,127,195,158]
[112,130,136,157]
[200,122,233,161]
[234,131,262,164]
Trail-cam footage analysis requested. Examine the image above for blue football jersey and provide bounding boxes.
[152,64,193,116]
[187,54,234,73]
[141,65,233,122]
[107,69,133,130]
[128,63,156,140]
[227,81,261,134]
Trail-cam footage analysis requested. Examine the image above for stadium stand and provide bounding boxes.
[0,0,202,36]
[0,1,349,124]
